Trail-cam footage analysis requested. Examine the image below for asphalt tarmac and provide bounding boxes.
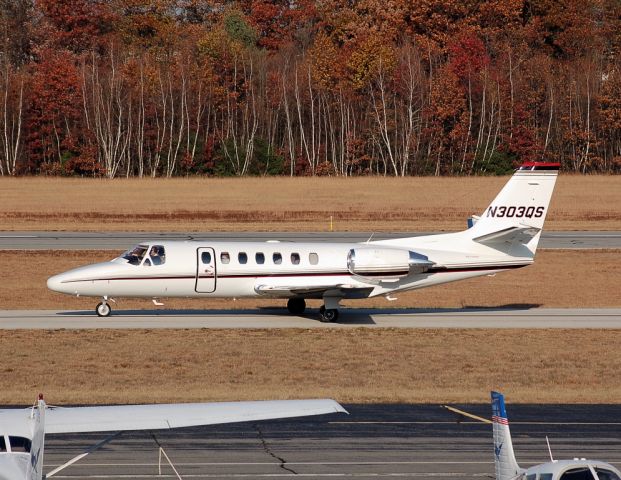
[2,308,621,329]
[41,403,621,479]
[1,231,621,250]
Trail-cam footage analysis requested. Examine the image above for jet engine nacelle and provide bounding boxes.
[347,248,432,278]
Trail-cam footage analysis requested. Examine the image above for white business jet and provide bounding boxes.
[48,162,559,321]
[491,391,621,480]
[0,394,346,480]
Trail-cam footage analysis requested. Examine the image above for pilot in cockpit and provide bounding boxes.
[149,245,165,265]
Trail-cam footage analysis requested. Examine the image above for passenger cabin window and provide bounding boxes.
[595,469,621,480]
[148,245,166,265]
[238,252,248,264]
[273,253,282,264]
[221,252,230,264]
[256,253,265,264]
[8,436,31,453]
[201,251,212,264]
[123,245,148,265]
[291,253,301,265]
[309,253,319,265]
[0,436,6,452]
[560,468,596,480]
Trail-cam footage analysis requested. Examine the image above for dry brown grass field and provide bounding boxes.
[1,328,620,405]
[1,175,620,406]
[1,175,620,231]
[2,249,619,310]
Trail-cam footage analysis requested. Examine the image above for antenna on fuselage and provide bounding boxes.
[365,233,375,244]
[546,436,556,462]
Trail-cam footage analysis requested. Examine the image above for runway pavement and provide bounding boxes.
[2,308,621,329]
[1,230,621,250]
[41,403,621,479]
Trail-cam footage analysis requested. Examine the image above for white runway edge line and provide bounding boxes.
[45,461,493,467]
[46,474,491,478]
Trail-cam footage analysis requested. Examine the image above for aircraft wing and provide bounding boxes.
[255,283,374,299]
[42,399,346,434]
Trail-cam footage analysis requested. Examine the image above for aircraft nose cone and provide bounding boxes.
[47,273,66,293]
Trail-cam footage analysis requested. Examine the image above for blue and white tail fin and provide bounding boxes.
[27,395,46,480]
[491,391,522,480]
[468,163,560,256]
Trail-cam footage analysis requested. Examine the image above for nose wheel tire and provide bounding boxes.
[287,298,306,315]
[319,306,338,323]
[96,302,111,317]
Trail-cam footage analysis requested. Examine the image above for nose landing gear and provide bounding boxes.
[96,297,112,317]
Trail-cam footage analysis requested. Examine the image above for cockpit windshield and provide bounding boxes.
[119,244,166,266]
[595,469,621,480]
[122,245,148,265]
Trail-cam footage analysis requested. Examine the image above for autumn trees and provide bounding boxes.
[0,0,620,176]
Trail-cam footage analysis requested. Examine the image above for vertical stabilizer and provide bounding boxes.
[468,163,559,255]
[27,396,46,480]
[491,391,521,480]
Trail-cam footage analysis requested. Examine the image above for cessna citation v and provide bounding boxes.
[0,395,345,480]
[491,391,621,480]
[48,162,559,321]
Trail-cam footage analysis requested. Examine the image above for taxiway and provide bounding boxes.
[42,403,621,479]
[1,308,620,329]
[1,231,621,250]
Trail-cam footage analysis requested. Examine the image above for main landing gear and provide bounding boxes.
[286,297,341,322]
[287,298,306,315]
[318,305,339,323]
[318,296,341,323]
[96,297,112,317]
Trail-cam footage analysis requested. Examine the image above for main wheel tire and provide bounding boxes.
[287,298,306,315]
[96,302,111,317]
[319,308,338,323]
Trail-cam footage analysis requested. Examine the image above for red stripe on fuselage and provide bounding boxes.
[60,264,528,283]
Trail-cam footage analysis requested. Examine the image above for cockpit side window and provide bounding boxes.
[8,436,31,453]
[122,245,148,265]
[539,474,553,480]
[560,468,596,480]
[0,436,6,452]
[595,468,621,480]
[147,245,166,265]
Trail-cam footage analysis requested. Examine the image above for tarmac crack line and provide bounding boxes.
[253,424,298,475]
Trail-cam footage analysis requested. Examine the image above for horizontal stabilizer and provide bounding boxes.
[472,225,541,246]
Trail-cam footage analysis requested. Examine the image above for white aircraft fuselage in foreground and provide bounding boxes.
[0,396,346,480]
[48,162,559,321]
[491,391,621,480]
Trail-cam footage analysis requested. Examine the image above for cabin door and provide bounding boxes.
[195,247,216,293]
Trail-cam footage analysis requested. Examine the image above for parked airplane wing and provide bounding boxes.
[255,283,374,299]
[42,399,347,434]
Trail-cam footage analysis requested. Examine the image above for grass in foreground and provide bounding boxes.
[1,175,620,231]
[2,249,619,310]
[0,328,619,405]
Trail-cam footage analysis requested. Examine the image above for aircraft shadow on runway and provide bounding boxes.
[54,303,541,325]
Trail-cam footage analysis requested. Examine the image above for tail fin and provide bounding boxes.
[27,396,46,480]
[491,391,521,480]
[468,162,559,255]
